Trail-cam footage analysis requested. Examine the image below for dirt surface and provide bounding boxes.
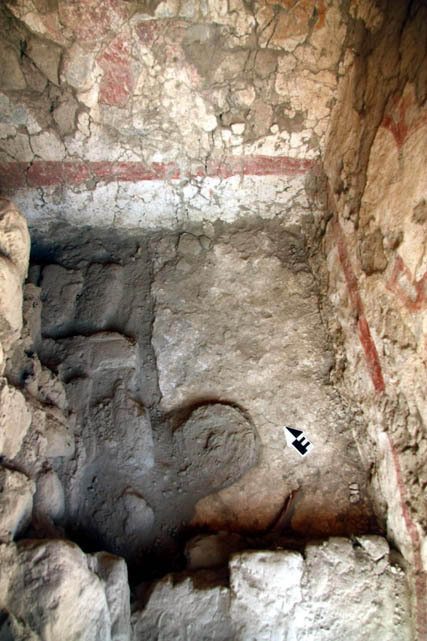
[25,218,379,580]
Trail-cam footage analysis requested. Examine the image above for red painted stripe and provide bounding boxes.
[334,219,385,393]
[0,156,313,192]
[332,214,426,639]
[357,316,385,395]
[0,162,28,190]
[388,435,427,641]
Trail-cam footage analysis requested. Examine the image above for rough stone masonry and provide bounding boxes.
[0,0,426,639]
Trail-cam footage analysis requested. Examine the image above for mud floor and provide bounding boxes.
[23,218,379,579]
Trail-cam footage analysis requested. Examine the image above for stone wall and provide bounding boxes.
[0,0,426,639]
[318,1,427,638]
[0,196,414,641]
[0,198,131,640]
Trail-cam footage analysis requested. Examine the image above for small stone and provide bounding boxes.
[30,130,66,161]
[33,469,65,522]
[199,235,211,250]
[231,122,245,135]
[413,199,427,225]
[356,535,390,562]
[122,491,154,536]
[62,43,96,91]
[53,98,78,137]
[185,532,245,569]
[177,233,202,256]
[43,410,75,458]
[26,36,62,86]
[0,42,26,90]
[201,114,217,132]
[359,228,387,275]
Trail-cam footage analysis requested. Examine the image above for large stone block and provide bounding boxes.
[0,539,130,641]
[131,569,232,641]
[132,537,412,641]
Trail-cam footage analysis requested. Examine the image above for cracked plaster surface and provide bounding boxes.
[0,0,348,230]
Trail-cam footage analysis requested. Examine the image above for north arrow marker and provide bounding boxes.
[284,426,313,457]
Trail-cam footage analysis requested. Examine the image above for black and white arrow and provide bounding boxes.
[284,426,313,457]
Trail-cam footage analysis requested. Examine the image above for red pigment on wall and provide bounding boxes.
[0,156,313,192]
[98,35,134,107]
[332,215,426,640]
[357,316,385,395]
[333,219,385,393]
[0,162,27,190]
[135,20,159,47]
[58,0,130,45]
[265,0,327,35]
[382,91,427,149]
[388,435,427,641]
[387,255,427,312]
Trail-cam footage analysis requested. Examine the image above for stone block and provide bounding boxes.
[0,199,31,280]
[0,379,32,459]
[185,533,245,570]
[62,43,96,91]
[59,332,137,377]
[0,539,126,641]
[53,98,78,136]
[75,262,124,331]
[26,36,61,86]
[359,228,388,275]
[88,551,131,641]
[131,569,232,641]
[0,42,26,90]
[230,549,304,639]
[40,264,83,338]
[0,257,23,351]
[43,410,75,458]
[122,491,154,536]
[132,537,412,641]
[33,469,65,523]
[0,467,34,542]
